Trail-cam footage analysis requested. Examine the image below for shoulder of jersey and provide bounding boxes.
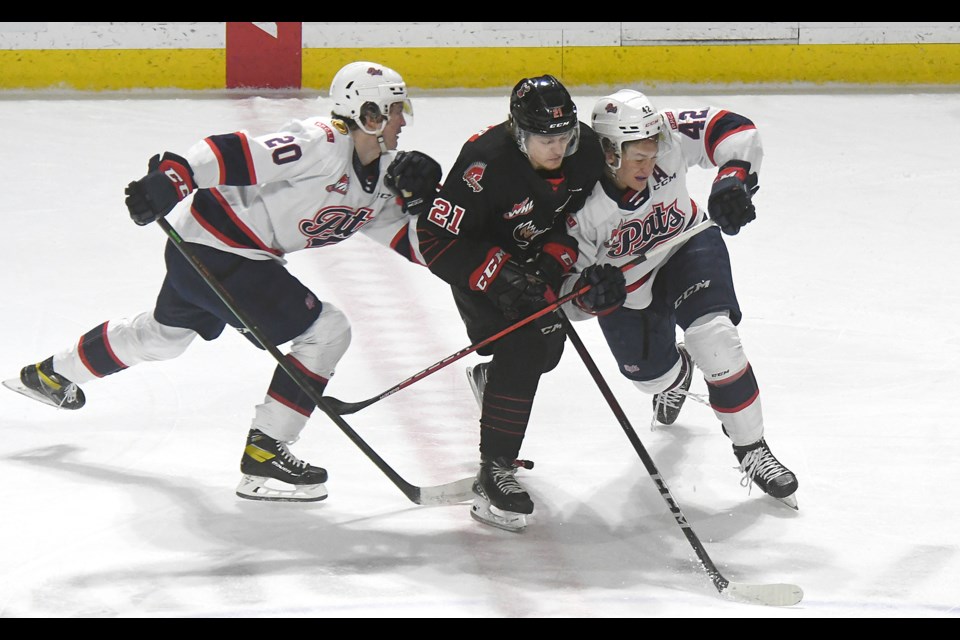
[298,116,352,145]
[465,123,509,152]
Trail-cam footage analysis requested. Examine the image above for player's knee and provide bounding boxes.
[134,313,198,360]
[683,311,748,384]
[294,302,352,362]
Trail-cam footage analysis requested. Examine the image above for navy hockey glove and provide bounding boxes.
[125,152,196,226]
[708,161,757,236]
[486,259,549,320]
[573,264,626,316]
[385,150,443,216]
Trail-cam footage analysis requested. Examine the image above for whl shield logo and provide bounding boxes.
[503,197,533,219]
[326,174,349,194]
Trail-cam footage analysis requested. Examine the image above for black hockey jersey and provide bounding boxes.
[417,121,603,292]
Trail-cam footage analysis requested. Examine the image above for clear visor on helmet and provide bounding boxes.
[601,128,671,170]
[516,125,580,158]
[357,99,414,135]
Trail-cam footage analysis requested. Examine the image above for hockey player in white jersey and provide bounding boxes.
[6,61,442,503]
[560,89,799,508]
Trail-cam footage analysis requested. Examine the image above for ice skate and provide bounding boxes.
[652,344,692,426]
[733,437,799,509]
[466,361,490,409]
[4,357,86,410]
[471,457,533,532]
[236,429,328,502]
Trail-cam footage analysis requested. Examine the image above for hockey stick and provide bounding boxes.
[555,309,803,607]
[156,218,475,506]
[323,219,719,415]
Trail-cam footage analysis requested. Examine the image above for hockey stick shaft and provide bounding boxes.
[156,218,475,506]
[554,310,731,594]
[324,219,718,415]
[556,309,802,606]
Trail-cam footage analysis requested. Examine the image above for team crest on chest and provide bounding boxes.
[326,174,349,194]
[512,220,548,249]
[463,162,487,193]
[604,200,686,258]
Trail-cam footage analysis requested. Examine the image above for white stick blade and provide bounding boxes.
[724,581,804,607]
[416,477,476,506]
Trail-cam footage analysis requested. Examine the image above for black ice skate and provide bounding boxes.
[652,344,693,426]
[3,357,86,410]
[466,361,490,409]
[733,437,799,510]
[236,429,328,502]
[471,457,534,532]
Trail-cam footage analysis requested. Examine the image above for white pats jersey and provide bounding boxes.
[563,105,762,313]
[165,115,422,265]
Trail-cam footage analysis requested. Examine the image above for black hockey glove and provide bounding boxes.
[385,150,443,216]
[125,152,196,226]
[486,260,549,320]
[573,264,626,316]
[708,161,757,236]
[530,241,578,293]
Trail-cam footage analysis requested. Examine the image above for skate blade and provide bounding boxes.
[470,498,527,533]
[3,378,81,410]
[236,475,328,503]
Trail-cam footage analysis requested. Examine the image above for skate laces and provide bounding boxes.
[650,387,708,428]
[737,445,786,494]
[275,441,308,469]
[62,383,79,406]
[490,463,526,495]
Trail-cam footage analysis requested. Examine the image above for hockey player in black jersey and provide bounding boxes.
[417,75,626,531]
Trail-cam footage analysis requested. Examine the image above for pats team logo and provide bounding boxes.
[326,174,349,194]
[367,67,383,76]
[299,206,374,248]
[463,162,486,193]
[604,200,686,258]
[605,102,618,114]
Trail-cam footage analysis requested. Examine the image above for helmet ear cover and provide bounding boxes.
[509,74,580,157]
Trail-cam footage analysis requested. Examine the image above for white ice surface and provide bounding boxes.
[1,89,958,618]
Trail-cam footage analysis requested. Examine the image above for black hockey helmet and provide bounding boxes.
[508,74,580,157]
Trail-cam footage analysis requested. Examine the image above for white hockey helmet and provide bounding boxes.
[591,89,665,168]
[329,61,413,135]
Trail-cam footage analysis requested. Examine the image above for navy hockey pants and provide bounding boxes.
[154,240,322,348]
[597,225,742,382]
